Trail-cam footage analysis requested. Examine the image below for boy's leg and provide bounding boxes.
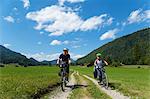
[98,69,102,82]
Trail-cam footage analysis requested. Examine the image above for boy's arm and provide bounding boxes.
[104,60,108,66]
[94,60,97,66]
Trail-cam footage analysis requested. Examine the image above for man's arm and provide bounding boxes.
[68,54,71,64]
[57,58,60,65]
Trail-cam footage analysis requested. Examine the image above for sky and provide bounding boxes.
[0,0,150,61]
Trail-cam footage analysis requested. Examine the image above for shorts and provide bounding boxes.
[61,64,69,73]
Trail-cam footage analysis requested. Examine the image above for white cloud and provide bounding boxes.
[13,7,18,11]
[4,16,14,23]
[40,31,44,34]
[50,40,62,45]
[37,41,42,45]
[50,40,69,45]
[127,9,142,24]
[80,14,107,31]
[59,0,85,6]
[21,0,30,9]
[3,44,11,48]
[26,5,113,36]
[23,52,60,61]
[100,28,119,40]
[23,52,84,61]
[63,40,69,44]
[72,45,80,48]
[70,53,84,60]
[124,9,150,25]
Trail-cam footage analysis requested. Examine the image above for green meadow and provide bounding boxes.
[71,65,150,99]
[0,66,60,99]
[0,65,150,99]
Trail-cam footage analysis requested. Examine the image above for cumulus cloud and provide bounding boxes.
[4,16,15,23]
[23,52,84,61]
[23,52,60,61]
[3,44,11,48]
[50,40,70,45]
[50,40,62,45]
[70,53,84,60]
[59,0,85,6]
[123,9,150,25]
[26,5,113,36]
[100,28,119,40]
[21,0,30,9]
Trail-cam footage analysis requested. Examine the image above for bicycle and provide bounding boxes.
[96,67,108,89]
[59,63,68,91]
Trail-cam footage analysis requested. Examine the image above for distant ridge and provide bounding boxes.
[0,45,45,66]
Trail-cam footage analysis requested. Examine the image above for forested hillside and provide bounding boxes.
[76,28,150,65]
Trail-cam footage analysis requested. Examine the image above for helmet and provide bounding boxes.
[96,53,102,57]
[63,48,69,51]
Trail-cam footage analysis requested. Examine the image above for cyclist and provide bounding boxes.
[94,53,108,83]
[57,48,71,82]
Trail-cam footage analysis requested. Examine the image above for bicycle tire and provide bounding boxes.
[103,73,108,89]
[61,76,66,91]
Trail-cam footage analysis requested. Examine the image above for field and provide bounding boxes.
[0,65,60,99]
[71,66,150,99]
[0,65,150,99]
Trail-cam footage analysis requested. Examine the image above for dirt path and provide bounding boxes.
[48,71,130,99]
[83,75,130,99]
[48,71,76,99]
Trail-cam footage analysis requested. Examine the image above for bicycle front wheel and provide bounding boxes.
[61,76,66,91]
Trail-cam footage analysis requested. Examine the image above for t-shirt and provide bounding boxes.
[95,59,105,69]
[59,53,70,63]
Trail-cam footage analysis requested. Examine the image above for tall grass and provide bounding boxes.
[0,66,60,99]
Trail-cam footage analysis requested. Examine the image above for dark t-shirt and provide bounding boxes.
[59,53,70,63]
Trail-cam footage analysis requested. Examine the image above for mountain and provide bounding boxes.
[76,28,150,65]
[42,58,75,65]
[0,45,43,66]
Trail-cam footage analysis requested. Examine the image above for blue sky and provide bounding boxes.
[0,0,150,61]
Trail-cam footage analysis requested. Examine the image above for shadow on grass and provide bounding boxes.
[108,82,121,90]
[31,84,88,99]
[31,82,61,99]
[66,84,88,89]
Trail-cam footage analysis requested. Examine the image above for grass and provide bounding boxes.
[0,65,149,99]
[0,66,60,99]
[71,65,150,99]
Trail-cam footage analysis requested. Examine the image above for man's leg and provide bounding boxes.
[65,65,69,81]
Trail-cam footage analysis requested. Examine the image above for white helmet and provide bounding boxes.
[63,48,69,51]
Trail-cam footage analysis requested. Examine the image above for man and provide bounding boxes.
[57,48,71,81]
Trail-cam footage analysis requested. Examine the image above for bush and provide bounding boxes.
[111,61,121,67]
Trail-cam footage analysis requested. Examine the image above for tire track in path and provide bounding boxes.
[48,71,76,99]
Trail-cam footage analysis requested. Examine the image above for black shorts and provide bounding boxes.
[61,64,69,73]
